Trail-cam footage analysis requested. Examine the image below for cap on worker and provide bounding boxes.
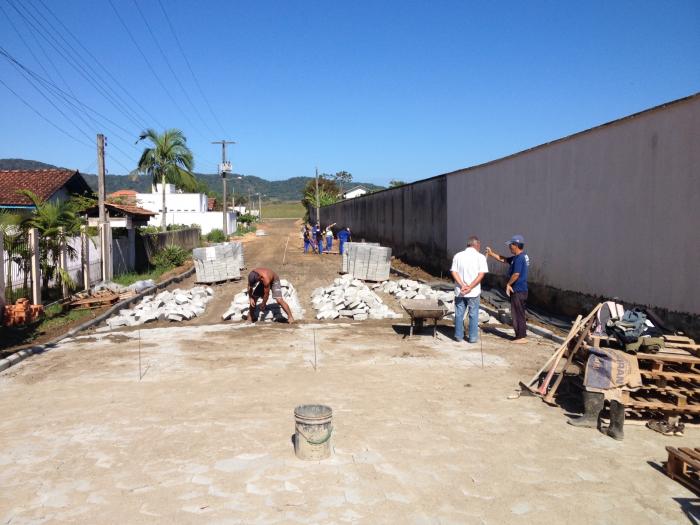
[506,234,525,246]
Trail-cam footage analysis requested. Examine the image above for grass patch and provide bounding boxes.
[261,201,305,219]
[113,268,168,287]
[37,306,93,333]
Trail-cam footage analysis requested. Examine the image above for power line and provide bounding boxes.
[132,0,215,136]
[0,76,93,149]
[14,0,151,131]
[0,2,54,82]
[156,0,227,136]
[34,0,166,131]
[5,0,149,132]
[0,46,138,174]
[107,0,203,136]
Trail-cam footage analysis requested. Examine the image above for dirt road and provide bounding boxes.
[0,219,694,524]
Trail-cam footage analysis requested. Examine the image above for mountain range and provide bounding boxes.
[0,158,384,201]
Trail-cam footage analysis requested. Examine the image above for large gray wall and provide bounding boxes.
[446,94,700,315]
[319,176,448,274]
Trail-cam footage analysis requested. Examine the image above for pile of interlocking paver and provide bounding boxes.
[105,286,214,328]
[312,274,401,320]
[222,280,303,322]
[193,242,244,284]
[341,242,392,281]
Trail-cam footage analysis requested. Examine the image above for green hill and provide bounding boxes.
[0,159,384,201]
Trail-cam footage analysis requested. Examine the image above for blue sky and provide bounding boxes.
[1,0,699,186]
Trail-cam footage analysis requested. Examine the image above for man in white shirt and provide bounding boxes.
[450,236,488,343]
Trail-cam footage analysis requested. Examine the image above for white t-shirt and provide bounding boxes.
[450,247,489,298]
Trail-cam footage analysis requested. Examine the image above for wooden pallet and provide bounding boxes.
[666,447,700,495]
[69,292,119,309]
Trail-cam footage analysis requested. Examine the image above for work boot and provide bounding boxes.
[567,391,604,428]
[606,400,625,441]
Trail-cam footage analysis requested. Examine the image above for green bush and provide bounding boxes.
[152,245,189,270]
[206,228,227,243]
[237,213,256,224]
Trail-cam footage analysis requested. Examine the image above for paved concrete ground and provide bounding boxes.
[0,220,696,524]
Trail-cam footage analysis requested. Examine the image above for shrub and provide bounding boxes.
[206,228,227,243]
[237,213,256,224]
[152,245,189,270]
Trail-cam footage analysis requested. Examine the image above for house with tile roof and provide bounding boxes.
[0,168,93,210]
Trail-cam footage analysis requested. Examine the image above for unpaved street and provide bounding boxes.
[0,220,695,524]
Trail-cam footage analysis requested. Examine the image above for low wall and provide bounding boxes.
[319,176,448,275]
[141,228,201,264]
[147,212,236,235]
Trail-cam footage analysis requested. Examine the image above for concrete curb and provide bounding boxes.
[0,266,196,374]
[389,265,566,345]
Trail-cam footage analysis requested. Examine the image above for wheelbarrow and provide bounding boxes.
[400,299,449,337]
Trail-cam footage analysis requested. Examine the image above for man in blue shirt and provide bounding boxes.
[337,227,352,255]
[486,235,529,344]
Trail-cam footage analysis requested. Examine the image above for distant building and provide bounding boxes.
[0,168,92,210]
[134,184,235,234]
[342,186,368,199]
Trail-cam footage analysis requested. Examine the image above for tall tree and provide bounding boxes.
[389,179,406,188]
[301,176,340,221]
[333,171,353,195]
[136,128,196,231]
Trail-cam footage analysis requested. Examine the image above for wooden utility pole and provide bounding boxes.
[315,167,320,224]
[97,134,112,282]
[212,140,235,235]
[258,193,262,222]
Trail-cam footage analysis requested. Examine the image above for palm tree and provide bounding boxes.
[18,190,81,294]
[136,128,197,232]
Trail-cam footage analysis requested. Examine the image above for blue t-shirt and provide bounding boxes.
[507,253,529,292]
[337,230,350,242]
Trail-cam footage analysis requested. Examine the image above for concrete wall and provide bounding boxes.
[146,212,236,235]
[446,94,700,315]
[319,176,448,274]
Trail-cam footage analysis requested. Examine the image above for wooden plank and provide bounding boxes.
[680,448,700,463]
[640,370,700,382]
[664,335,696,344]
[637,352,700,364]
[627,398,700,413]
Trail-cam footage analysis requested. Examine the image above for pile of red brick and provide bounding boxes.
[2,298,44,327]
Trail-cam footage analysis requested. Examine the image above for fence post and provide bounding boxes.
[29,227,41,305]
[59,227,69,298]
[81,225,90,290]
[101,222,113,282]
[0,230,5,321]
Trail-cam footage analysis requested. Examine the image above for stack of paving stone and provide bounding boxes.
[311,274,401,320]
[192,242,244,284]
[222,280,304,322]
[341,242,391,281]
[105,286,214,328]
[375,278,494,323]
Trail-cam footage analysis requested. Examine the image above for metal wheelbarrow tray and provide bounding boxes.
[400,299,448,337]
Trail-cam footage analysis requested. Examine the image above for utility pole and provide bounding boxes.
[258,193,262,222]
[211,140,235,235]
[97,134,112,282]
[315,167,320,224]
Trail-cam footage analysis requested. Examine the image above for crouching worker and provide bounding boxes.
[567,347,641,440]
[247,268,295,323]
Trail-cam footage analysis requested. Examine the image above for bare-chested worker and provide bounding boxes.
[247,268,295,323]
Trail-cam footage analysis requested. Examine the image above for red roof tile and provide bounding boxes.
[104,202,156,217]
[0,169,91,206]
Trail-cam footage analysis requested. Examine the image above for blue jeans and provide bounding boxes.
[326,238,332,251]
[304,240,311,253]
[339,240,346,254]
[454,296,480,342]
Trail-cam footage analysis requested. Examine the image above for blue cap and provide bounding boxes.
[506,234,525,246]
